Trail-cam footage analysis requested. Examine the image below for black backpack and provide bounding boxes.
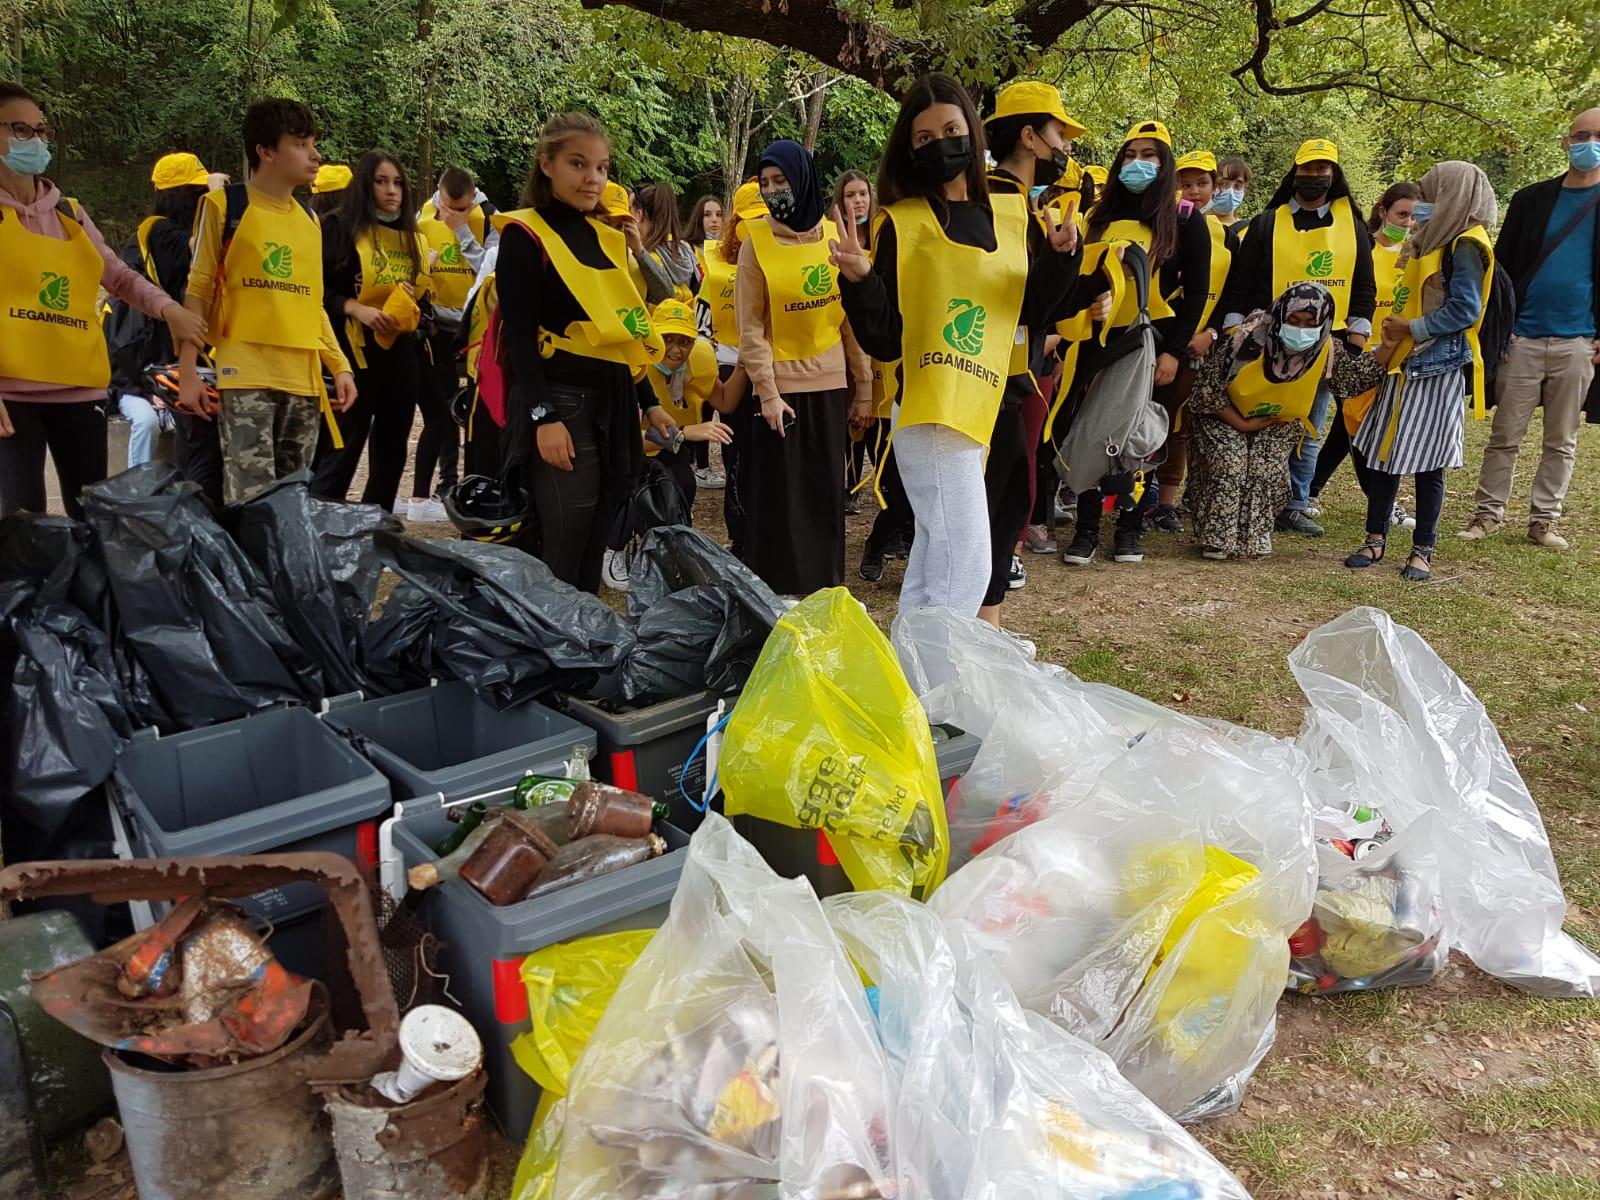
[608,458,691,556]
[105,218,171,390]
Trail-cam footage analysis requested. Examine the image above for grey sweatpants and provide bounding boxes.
[894,421,991,614]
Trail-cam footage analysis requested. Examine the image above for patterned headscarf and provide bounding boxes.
[1231,282,1337,383]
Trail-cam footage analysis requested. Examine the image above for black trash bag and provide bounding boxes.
[592,584,736,704]
[231,474,401,696]
[80,463,319,727]
[363,580,444,695]
[0,581,131,841]
[373,532,636,708]
[0,511,109,614]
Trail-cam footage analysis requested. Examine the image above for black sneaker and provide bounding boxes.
[1060,530,1098,566]
[845,492,863,517]
[884,532,912,560]
[1276,509,1325,537]
[1007,554,1026,591]
[859,547,886,583]
[1112,527,1144,563]
[1147,504,1183,534]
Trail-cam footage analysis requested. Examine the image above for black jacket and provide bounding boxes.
[1217,201,1376,338]
[1495,174,1600,326]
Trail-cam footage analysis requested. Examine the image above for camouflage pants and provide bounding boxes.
[219,389,320,504]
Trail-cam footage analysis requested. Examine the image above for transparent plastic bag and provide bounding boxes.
[553,813,898,1200]
[826,891,1251,1199]
[721,588,948,896]
[1289,607,1600,998]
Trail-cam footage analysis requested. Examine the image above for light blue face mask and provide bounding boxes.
[2,137,51,177]
[1119,159,1160,194]
[1568,141,1600,173]
[1411,201,1435,225]
[1279,323,1324,354]
[1029,184,1050,202]
[1207,186,1244,215]
[654,360,684,376]
[372,207,401,224]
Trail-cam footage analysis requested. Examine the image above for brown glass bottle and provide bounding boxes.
[522,834,667,901]
[457,819,561,906]
[565,784,669,840]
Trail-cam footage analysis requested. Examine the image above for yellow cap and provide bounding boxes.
[312,164,352,194]
[987,81,1088,141]
[732,179,768,221]
[1294,138,1339,165]
[151,152,210,190]
[1085,164,1109,188]
[1175,150,1218,174]
[652,298,699,340]
[601,181,632,218]
[1122,120,1173,149]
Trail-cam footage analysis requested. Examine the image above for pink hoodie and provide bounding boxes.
[1,177,174,405]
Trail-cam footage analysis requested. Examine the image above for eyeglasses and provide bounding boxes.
[1569,131,1600,144]
[4,121,54,143]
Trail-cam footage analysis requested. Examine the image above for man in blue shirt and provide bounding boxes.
[1463,108,1600,549]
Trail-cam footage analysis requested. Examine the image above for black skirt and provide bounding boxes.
[742,387,848,596]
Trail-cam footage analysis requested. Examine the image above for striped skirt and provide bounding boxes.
[1351,367,1466,476]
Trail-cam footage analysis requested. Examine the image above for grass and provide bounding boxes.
[1329,1103,1439,1149]
[1505,1172,1600,1200]
[1433,993,1600,1034]
[1217,1118,1317,1187]
[1459,1069,1600,1134]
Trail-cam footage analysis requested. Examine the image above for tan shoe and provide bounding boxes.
[1457,514,1501,541]
[1529,521,1569,550]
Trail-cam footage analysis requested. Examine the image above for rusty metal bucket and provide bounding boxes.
[325,1068,491,1200]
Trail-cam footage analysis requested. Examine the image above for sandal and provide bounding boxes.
[1344,535,1386,569]
[1400,544,1434,582]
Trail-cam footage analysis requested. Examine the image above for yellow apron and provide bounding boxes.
[345,226,429,368]
[419,216,475,310]
[640,337,717,452]
[1342,240,1404,435]
[464,274,498,381]
[745,216,844,362]
[1227,342,1330,435]
[698,244,740,349]
[1044,239,1131,440]
[891,193,1029,449]
[1271,196,1360,330]
[216,198,324,350]
[0,206,112,388]
[1096,219,1177,327]
[420,199,487,248]
[492,208,664,371]
[1195,214,1231,332]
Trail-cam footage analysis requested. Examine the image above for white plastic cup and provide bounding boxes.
[370,1005,483,1104]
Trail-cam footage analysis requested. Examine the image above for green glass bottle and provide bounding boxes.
[434,801,487,855]
[513,775,582,810]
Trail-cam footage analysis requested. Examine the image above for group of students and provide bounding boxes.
[2,76,1596,626]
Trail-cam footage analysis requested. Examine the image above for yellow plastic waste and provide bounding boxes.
[719,587,949,897]
[509,930,655,1200]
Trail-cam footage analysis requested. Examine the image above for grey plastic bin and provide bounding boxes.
[394,806,689,1137]
[556,691,726,831]
[110,706,391,924]
[325,682,597,799]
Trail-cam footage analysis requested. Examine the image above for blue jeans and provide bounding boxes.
[118,392,161,468]
[1285,384,1332,512]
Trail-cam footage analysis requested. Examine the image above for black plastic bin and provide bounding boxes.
[325,682,597,799]
[110,706,391,924]
[393,806,689,1137]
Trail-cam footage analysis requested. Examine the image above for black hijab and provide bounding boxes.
[757,138,827,233]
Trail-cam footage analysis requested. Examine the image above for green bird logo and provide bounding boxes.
[801,263,833,297]
[1305,249,1335,279]
[262,243,294,279]
[1391,284,1411,313]
[942,298,987,356]
[37,271,71,312]
[439,242,464,267]
[617,306,650,338]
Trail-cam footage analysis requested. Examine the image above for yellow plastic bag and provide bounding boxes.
[509,930,654,1200]
[719,587,949,896]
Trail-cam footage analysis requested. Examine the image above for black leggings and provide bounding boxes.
[1364,467,1444,545]
[529,385,610,593]
[174,409,224,506]
[0,399,107,521]
[1310,400,1384,500]
[312,337,422,510]
[983,404,1033,607]
[721,367,751,555]
[412,330,461,498]
[864,443,914,556]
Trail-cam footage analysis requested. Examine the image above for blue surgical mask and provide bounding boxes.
[1029,184,1050,202]
[1411,201,1435,225]
[1207,186,1243,215]
[1279,323,1324,354]
[2,137,51,177]
[1119,159,1160,194]
[654,360,684,376]
[856,211,869,225]
[1568,141,1600,173]
[373,207,401,224]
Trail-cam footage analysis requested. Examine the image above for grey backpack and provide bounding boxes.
[1056,243,1168,496]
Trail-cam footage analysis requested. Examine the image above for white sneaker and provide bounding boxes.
[392,499,410,519]
[694,467,726,490]
[407,497,449,523]
[601,548,631,592]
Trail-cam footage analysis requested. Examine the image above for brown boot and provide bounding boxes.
[1528,521,1569,550]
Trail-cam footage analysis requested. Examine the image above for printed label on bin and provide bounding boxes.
[669,755,707,806]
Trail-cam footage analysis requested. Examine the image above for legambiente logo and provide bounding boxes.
[37,271,71,311]
[262,242,294,279]
[1305,250,1335,279]
[942,298,987,355]
[617,306,650,338]
[801,263,833,297]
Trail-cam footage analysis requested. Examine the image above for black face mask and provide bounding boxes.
[764,188,798,224]
[1293,174,1333,202]
[1042,144,1071,179]
[910,136,974,185]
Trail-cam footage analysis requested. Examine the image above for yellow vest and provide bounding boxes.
[217,197,325,350]
[465,275,498,381]
[420,199,487,248]
[1196,214,1231,331]
[0,204,111,388]
[1270,196,1360,330]
[890,194,1030,448]
[745,217,844,362]
[1370,240,1403,326]
[491,208,663,371]
[345,226,429,366]
[1045,239,1131,440]
[698,244,740,348]
[1093,219,1177,326]
[1227,342,1330,434]
[419,217,475,309]
[640,337,717,452]
[1387,225,1496,419]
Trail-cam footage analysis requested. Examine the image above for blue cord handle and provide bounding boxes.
[681,711,732,813]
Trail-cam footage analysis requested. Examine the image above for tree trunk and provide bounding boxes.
[801,67,829,151]
[416,0,436,193]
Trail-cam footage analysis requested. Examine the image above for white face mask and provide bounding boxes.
[1279,323,1324,353]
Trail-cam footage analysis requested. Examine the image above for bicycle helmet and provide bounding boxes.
[444,475,530,544]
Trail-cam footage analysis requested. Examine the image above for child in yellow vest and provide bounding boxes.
[178,98,355,505]
[634,298,743,511]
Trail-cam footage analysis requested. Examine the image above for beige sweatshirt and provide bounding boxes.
[735,218,873,406]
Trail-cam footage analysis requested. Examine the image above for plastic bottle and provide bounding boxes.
[521,834,666,901]
[434,802,487,856]
[565,786,670,840]
[458,819,561,906]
